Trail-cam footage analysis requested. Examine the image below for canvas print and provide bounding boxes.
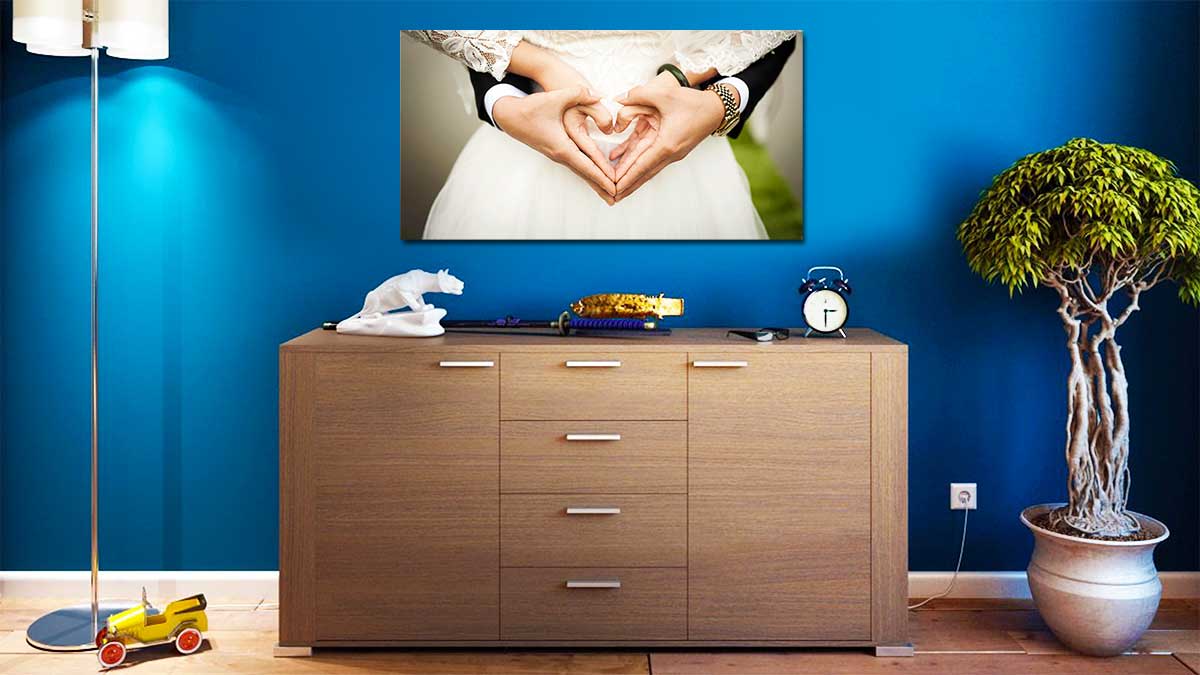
[400,30,804,240]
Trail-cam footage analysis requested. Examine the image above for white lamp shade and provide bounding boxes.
[13,0,89,56]
[12,0,169,60]
[99,0,169,60]
[26,43,90,56]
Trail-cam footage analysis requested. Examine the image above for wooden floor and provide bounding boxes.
[0,598,1196,674]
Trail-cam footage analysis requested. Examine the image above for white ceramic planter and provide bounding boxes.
[1021,503,1169,657]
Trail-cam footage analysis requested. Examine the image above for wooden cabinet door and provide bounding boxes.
[311,353,499,640]
[688,353,872,640]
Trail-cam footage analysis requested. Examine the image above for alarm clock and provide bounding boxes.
[798,266,851,337]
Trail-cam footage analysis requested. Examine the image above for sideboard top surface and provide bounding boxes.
[281,327,907,353]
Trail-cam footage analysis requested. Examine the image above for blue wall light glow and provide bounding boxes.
[2,1,1197,572]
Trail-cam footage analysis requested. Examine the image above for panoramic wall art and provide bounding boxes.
[400,30,804,240]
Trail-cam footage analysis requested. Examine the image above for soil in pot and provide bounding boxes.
[1030,511,1165,542]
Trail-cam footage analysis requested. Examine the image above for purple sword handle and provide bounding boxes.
[569,318,649,331]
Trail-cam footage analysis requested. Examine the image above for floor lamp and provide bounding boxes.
[13,0,169,652]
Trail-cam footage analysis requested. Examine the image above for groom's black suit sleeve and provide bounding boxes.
[467,69,537,125]
[698,37,796,139]
[467,37,797,140]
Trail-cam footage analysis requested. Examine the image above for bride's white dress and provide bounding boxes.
[407,31,795,240]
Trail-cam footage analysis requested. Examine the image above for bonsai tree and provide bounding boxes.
[958,138,1200,537]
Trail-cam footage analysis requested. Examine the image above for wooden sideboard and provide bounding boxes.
[279,328,908,653]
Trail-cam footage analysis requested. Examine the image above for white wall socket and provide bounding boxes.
[950,483,977,510]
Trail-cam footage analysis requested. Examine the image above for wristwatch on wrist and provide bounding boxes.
[706,82,741,136]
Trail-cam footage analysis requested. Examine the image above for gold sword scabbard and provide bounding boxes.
[570,293,685,320]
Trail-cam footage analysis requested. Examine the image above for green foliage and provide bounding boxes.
[729,126,804,240]
[958,138,1200,302]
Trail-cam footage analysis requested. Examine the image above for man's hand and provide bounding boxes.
[492,87,616,204]
[610,72,731,202]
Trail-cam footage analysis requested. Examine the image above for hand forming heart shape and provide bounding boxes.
[561,71,729,204]
[493,72,728,206]
[492,87,619,204]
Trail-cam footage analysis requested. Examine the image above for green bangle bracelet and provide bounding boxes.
[656,63,690,88]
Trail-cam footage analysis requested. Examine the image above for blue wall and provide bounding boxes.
[2,1,1197,572]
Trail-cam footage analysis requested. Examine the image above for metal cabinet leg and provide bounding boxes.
[875,643,915,657]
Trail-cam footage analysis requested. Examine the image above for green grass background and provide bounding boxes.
[730,127,804,240]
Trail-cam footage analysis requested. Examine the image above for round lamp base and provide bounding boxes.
[26,603,136,652]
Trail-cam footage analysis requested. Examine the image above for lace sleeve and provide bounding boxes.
[404,30,523,81]
[673,30,798,76]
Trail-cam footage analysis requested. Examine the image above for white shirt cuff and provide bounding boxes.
[484,83,529,129]
[716,76,750,114]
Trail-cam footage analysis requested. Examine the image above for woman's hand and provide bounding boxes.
[503,41,617,191]
[563,104,616,184]
[492,87,617,204]
[510,42,614,140]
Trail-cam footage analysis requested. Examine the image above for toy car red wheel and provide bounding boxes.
[97,641,126,668]
[175,627,203,655]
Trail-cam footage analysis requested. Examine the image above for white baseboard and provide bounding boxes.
[908,571,1032,599]
[1,570,1195,604]
[908,571,1200,600]
[0,571,278,604]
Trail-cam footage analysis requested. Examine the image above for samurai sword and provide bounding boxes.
[444,312,663,336]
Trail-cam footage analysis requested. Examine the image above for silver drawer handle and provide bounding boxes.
[565,360,621,368]
[566,579,621,589]
[565,434,622,442]
[693,360,749,368]
[566,507,621,515]
[438,361,494,368]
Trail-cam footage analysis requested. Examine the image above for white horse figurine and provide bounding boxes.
[337,269,464,337]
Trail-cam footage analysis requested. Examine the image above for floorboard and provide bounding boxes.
[1009,630,1199,655]
[0,598,1195,674]
[648,652,1192,674]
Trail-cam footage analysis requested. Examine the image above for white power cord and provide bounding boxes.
[908,493,971,610]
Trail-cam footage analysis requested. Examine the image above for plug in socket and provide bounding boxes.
[950,483,977,510]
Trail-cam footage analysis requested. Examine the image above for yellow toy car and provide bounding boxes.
[95,589,208,668]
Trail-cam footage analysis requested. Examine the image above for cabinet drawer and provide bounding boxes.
[500,353,686,420]
[501,567,686,640]
[501,421,686,494]
[501,494,686,567]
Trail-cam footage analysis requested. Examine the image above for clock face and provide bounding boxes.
[803,289,849,333]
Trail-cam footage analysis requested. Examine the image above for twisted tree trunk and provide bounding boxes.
[1047,278,1140,537]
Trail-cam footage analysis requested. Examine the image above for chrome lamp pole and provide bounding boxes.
[13,0,170,651]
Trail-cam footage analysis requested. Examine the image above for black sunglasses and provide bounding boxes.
[726,328,790,342]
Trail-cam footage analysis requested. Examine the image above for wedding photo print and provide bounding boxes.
[400,30,804,240]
